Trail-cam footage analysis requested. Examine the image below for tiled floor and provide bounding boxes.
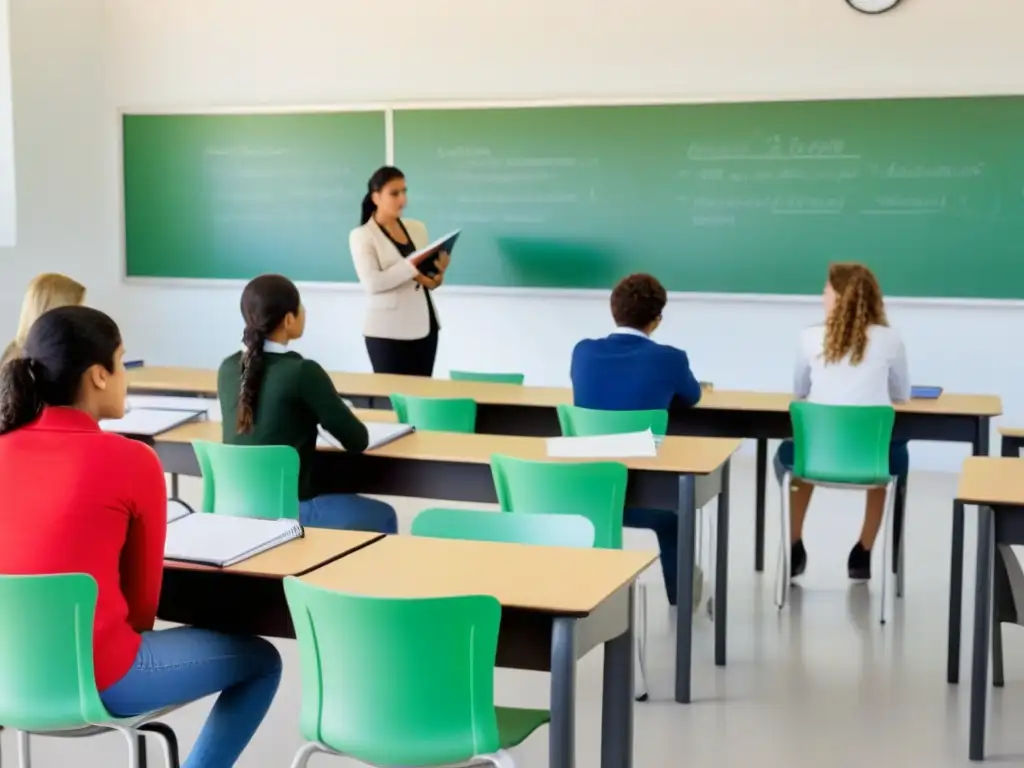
[7,454,1023,767]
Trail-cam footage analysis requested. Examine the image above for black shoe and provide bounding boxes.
[791,540,807,579]
[848,542,872,581]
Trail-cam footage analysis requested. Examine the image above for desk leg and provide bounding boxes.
[601,585,635,768]
[715,460,731,667]
[169,473,180,501]
[550,617,577,768]
[948,500,965,684]
[969,504,994,762]
[675,474,697,704]
[754,439,767,573]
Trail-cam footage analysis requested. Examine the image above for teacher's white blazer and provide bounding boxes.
[349,218,440,340]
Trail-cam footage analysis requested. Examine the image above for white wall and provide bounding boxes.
[20,0,1020,468]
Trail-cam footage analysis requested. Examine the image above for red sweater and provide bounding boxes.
[0,407,167,690]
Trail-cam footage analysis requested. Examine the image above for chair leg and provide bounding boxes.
[138,723,180,768]
[290,742,324,768]
[117,728,142,768]
[634,582,649,702]
[480,749,515,768]
[16,730,29,768]
[775,472,792,610]
[879,479,897,626]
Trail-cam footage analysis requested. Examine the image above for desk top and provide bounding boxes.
[300,534,656,616]
[1000,426,1024,439]
[956,457,1024,506]
[157,420,741,475]
[127,366,1002,418]
[164,528,383,577]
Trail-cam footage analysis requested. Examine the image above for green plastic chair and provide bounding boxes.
[283,579,549,767]
[556,404,668,438]
[192,440,300,520]
[490,455,626,549]
[390,394,477,433]
[449,370,525,385]
[778,402,899,620]
[411,508,596,548]
[0,574,181,767]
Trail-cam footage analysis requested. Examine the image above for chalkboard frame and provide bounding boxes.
[118,95,1024,306]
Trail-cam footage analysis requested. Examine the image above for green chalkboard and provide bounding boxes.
[395,98,1024,298]
[123,111,386,281]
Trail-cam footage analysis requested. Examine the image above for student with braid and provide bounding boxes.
[776,262,910,582]
[217,274,398,533]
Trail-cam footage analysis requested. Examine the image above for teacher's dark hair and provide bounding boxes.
[360,165,405,225]
[237,274,301,434]
[0,305,122,435]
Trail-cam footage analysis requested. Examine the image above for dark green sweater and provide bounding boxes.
[218,351,368,500]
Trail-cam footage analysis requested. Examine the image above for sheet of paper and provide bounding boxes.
[101,408,205,436]
[127,395,218,419]
[546,429,658,459]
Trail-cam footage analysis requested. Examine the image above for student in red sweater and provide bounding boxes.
[0,306,281,768]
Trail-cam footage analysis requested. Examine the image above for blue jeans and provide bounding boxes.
[100,627,282,768]
[624,507,678,606]
[299,493,398,533]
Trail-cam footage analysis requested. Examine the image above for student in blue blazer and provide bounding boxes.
[570,273,702,607]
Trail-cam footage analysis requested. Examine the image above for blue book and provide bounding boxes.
[124,359,145,370]
[910,385,943,400]
[409,230,460,277]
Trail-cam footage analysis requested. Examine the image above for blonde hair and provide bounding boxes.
[823,262,887,366]
[3,273,86,363]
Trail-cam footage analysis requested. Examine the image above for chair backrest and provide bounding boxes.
[490,455,627,549]
[283,579,502,766]
[449,370,525,385]
[411,508,596,548]
[192,440,300,519]
[0,574,108,730]
[557,404,669,437]
[789,402,896,485]
[390,394,477,433]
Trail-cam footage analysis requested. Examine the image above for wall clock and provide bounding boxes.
[846,0,903,13]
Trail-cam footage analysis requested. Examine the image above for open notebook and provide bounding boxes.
[164,514,303,567]
[317,422,414,451]
[101,408,205,436]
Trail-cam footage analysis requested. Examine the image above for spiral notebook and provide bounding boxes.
[317,422,415,451]
[164,514,304,567]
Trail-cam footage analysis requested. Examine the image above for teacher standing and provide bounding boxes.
[349,166,449,377]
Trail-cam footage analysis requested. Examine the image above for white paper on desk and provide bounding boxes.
[164,513,303,568]
[101,408,205,436]
[546,429,658,459]
[317,422,415,451]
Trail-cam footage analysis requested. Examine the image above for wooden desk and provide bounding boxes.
[302,535,655,768]
[129,366,1002,575]
[950,457,1024,761]
[159,529,383,638]
[154,421,740,704]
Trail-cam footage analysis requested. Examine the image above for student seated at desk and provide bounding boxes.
[570,273,702,607]
[0,306,281,768]
[218,274,398,534]
[778,262,910,581]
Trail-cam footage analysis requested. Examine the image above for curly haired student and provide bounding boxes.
[778,262,911,582]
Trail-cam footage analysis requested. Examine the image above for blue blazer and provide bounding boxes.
[570,332,702,411]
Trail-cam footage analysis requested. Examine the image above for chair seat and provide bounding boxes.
[794,475,894,491]
[24,707,181,737]
[496,706,550,750]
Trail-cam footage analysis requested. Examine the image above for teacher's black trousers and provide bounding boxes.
[365,329,438,377]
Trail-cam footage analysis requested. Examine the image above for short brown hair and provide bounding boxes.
[610,274,666,330]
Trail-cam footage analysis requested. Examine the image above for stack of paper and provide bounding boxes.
[318,422,415,452]
[546,429,659,459]
[164,514,303,567]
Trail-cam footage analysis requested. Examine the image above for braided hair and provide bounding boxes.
[236,274,301,433]
[823,262,888,366]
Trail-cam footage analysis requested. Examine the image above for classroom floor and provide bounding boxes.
[7,454,1023,767]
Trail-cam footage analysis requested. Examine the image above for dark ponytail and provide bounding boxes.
[236,274,302,434]
[360,165,405,224]
[0,306,121,435]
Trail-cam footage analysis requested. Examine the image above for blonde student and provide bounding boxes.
[775,262,910,582]
[3,272,86,363]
